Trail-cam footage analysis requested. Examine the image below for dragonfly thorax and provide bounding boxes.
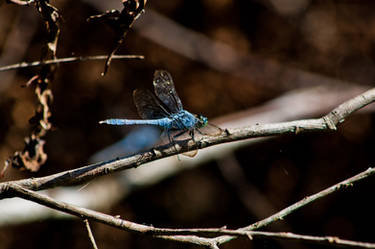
[169,110,199,130]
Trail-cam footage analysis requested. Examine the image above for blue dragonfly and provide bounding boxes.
[100,70,219,154]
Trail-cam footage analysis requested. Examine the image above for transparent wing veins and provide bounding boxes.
[133,89,169,119]
[153,70,183,114]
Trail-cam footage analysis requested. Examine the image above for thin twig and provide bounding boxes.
[2,167,375,248]
[0,87,374,194]
[0,55,144,72]
[84,219,99,249]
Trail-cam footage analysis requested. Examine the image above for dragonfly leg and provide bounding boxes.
[196,128,204,136]
[167,131,178,152]
[167,131,183,160]
[172,130,186,139]
[173,129,196,143]
[189,129,196,142]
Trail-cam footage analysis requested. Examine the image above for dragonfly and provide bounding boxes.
[99,70,220,155]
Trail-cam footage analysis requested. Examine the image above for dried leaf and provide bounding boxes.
[11,135,47,172]
[7,0,60,172]
[88,0,147,75]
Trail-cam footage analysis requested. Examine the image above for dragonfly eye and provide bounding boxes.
[197,114,208,127]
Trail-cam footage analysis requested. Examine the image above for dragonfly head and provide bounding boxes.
[196,114,208,128]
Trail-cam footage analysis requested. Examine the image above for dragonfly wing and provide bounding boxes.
[197,123,223,136]
[153,70,183,113]
[133,89,169,119]
[183,150,198,157]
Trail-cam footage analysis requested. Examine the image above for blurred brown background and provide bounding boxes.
[1,0,375,248]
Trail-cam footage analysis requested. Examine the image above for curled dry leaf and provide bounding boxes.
[10,135,47,172]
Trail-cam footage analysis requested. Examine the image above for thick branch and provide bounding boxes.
[0,87,375,195]
[3,167,375,248]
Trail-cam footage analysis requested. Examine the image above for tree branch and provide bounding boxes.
[0,87,375,195]
[2,167,375,248]
[0,54,144,72]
